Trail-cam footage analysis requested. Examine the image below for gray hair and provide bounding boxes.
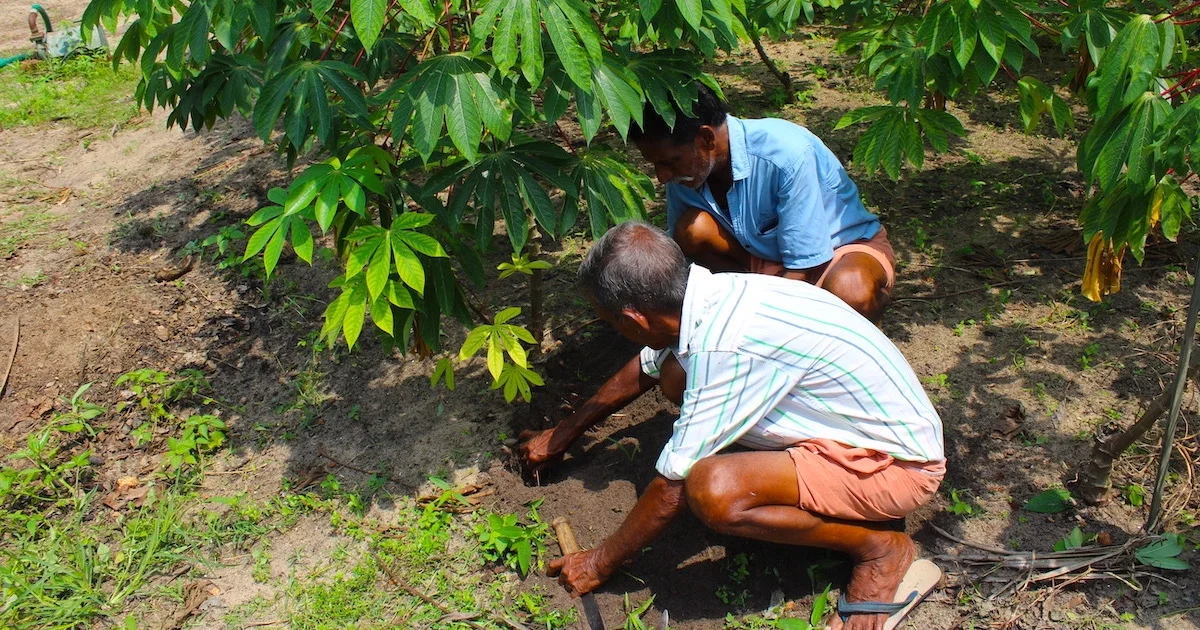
[578,221,689,314]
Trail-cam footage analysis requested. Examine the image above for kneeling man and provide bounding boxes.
[540,221,945,630]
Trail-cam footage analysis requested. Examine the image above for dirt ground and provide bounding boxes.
[1,8,1199,629]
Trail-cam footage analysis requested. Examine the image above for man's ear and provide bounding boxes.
[695,125,718,151]
[620,307,650,331]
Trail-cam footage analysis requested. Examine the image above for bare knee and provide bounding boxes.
[683,458,746,533]
[673,208,721,260]
[822,255,889,320]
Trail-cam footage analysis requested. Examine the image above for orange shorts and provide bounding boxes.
[749,227,897,292]
[787,438,944,522]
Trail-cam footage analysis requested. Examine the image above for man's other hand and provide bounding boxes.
[546,549,614,596]
[518,428,566,471]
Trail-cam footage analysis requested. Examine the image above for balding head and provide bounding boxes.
[578,221,689,316]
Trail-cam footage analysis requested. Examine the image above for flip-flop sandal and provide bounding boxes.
[833,558,941,630]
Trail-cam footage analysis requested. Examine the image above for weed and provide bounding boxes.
[5,270,47,289]
[620,594,657,630]
[1053,526,1094,551]
[922,373,950,389]
[947,488,976,517]
[1123,483,1146,507]
[251,544,272,583]
[953,319,975,336]
[115,368,212,446]
[0,53,140,129]
[716,552,753,608]
[1079,342,1101,370]
[605,436,641,461]
[163,414,227,476]
[0,207,55,258]
[475,499,549,576]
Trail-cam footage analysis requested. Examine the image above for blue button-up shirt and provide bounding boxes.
[665,116,879,270]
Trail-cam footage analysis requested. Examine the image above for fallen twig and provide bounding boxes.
[317,447,381,476]
[0,317,19,401]
[374,552,534,630]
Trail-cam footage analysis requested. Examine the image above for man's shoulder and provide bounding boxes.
[737,118,820,172]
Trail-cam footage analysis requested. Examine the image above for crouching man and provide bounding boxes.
[530,221,946,630]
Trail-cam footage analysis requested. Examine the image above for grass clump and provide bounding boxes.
[0,53,139,129]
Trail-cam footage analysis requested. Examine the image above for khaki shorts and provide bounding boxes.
[749,227,897,291]
[787,438,944,522]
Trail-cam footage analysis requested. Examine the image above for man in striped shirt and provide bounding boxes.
[528,221,945,630]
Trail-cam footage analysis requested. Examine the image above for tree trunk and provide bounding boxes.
[1080,360,1200,504]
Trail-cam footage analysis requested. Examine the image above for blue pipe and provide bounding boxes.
[0,53,32,68]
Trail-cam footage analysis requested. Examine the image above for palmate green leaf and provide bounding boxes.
[351,0,387,52]
[1091,15,1161,119]
[436,142,576,251]
[625,49,705,130]
[473,0,545,84]
[541,0,602,93]
[676,0,704,30]
[571,148,655,240]
[1090,92,1170,194]
[912,108,965,153]
[486,335,505,380]
[396,54,508,162]
[848,106,908,180]
[591,53,645,138]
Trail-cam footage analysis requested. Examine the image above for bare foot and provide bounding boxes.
[826,532,916,630]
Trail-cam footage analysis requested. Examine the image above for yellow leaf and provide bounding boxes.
[1081,232,1124,302]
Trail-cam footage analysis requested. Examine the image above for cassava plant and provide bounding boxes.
[828,0,1199,299]
[80,0,805,399]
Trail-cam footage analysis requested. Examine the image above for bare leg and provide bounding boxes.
[673,208,754,273]
[819,252,891,323]
[684,451,915,630]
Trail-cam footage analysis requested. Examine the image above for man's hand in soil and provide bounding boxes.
[546,548,616,596]
[518,355,659,472]
[517,427,568,472]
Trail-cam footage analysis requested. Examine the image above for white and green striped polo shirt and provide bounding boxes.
[640,265,944,480]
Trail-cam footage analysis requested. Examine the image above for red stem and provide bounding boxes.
[553,123,578,156]
[1000,64,1020,83]
[1175,16,1200,24]
[320,12,352,61]
[1157,0,1200,23]
[1160,68,1200,98]
[1022,11,1062,36]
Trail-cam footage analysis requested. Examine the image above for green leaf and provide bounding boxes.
[495,306,521,324]
[676,0,703,30]
[1024,488,1073,513]
[290,219,314,264]
[352,0,387,52]
[391,239,425,294]
[460,326,490,360]
[366,234,392,300]
[263,220,287,276]
[486,335,504,380]
[370,294,395,334]
[344,296,367,349]
[1134,535,1191,571]
[397,0,438,27]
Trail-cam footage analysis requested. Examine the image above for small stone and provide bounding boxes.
[154,326,170,341]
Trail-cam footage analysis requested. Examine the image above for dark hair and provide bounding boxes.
[578,221,689,315]
[629,83,729,145]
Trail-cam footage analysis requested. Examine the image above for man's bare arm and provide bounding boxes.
[547,475,686,594]
[518,354,658,470]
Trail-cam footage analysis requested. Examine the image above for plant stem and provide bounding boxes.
[319,12,352,61]
[1145,250,1200,531]
[747,27,794,102]
[1157,0,1200,22]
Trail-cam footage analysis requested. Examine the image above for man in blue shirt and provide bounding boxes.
[628,84,895,322]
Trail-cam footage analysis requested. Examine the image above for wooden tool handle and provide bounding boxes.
[551,516,581,555]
